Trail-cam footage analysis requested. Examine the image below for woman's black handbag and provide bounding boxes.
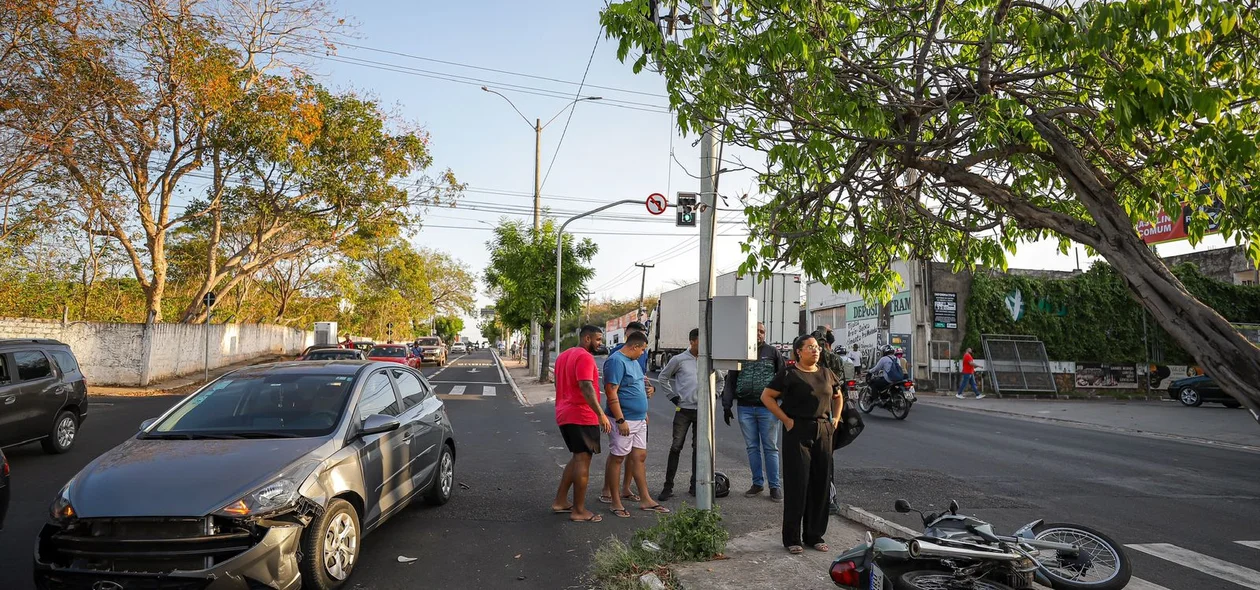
[832,405,865,450]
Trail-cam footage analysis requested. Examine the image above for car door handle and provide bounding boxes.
[3,395,14,405]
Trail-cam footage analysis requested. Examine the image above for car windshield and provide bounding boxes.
[146,373,356,438]
[417,338,440,347]
[369,346,407,358]
[306,350,361,360]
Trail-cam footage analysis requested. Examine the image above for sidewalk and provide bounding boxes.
[89,355,287,397]
[919,395,1260,451]
[671,519,868,590]
[500,356,555,406]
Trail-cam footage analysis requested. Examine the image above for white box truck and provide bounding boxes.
[313,322,338,346]
[647,272,801,370]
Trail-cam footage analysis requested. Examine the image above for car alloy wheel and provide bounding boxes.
[426,444,455,505]
[322,512,358,580]
[1179,388,1202,407]
[43,411,78,454]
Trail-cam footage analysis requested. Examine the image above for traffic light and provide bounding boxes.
[676,192,697,227]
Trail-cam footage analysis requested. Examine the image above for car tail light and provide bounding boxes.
[830,560,860,587]
[2,456,9,477]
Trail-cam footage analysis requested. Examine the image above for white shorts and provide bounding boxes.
[609,419,648,456]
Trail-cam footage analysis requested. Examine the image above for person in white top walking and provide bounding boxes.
[657,328,700,501]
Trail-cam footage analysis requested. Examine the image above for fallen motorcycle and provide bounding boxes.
[829,499,1132,590]
[856,377,915,420]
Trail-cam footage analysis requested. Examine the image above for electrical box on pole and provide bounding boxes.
[676,192,698,227]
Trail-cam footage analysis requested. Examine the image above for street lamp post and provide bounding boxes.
[482,87,602,378]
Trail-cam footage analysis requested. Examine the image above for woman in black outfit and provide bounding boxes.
[761,334,844,554]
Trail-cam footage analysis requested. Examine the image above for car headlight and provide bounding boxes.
[214,460,320,518]
[50,482,76,523]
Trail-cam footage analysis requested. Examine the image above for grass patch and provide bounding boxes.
[591,506,729,589]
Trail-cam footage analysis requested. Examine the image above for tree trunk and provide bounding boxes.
[538,322,553,384]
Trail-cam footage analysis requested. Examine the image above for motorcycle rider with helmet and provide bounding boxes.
[869,344,906,400]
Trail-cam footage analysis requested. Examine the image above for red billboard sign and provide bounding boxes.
[1135,201,1223,245]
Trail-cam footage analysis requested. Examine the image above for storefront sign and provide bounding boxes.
[1135,199,1223,245]
[846,291,911,321]
[1075,363,1139,389]
[933,292,957,329]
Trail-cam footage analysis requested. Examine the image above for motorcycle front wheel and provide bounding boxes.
[889,393,911,420]
[1031,522,1132,590]
[894,570,1015,590]
[858,387,875,413]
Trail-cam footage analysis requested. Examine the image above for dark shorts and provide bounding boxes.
[559,424,602,455]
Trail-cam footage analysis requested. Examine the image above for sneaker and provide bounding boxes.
[976,393,987,400]
[769,488,783,502]
[658,488,674,502]
[956,393,965,399]
[744,485,764,497]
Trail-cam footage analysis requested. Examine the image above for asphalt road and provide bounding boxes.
[5,352,1257,589]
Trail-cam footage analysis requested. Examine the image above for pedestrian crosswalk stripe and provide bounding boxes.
[1237,541,1260,551]
[450,385,465,395]
[482,386,496,396]
[1126,543,1260,590]
[1122,578,1173,590]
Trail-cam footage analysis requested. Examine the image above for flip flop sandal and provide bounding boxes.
[640,504,671,514]
[622,493,641,502]
[552,505,573,514]
[597,495,613,504]
[812,543,830,552]
[609,508,631,518]
[787,545,804,554]
[571,513,603,523]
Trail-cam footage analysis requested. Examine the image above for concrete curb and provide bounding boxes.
[494,351,530,408]
[837,504,918,539]
[919,399,1260,455]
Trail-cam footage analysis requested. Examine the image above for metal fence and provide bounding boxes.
[980,334,1057,394]
[929,340,957,392]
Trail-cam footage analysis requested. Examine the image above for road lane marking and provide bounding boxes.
[1122,578,1174,590]
[427,380,506,385]
[482,386,496,396]
[1237,540,1260,551]
[1126,543,1260,590]
[449,385,465,395]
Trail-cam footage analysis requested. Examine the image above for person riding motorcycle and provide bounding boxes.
[869,344,906,399]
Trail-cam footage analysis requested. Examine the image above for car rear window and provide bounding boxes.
[369,346,407,358]
[306,350,362,360]
[417,338,440,347]
[15,351,52,381]
[50,350,81,376]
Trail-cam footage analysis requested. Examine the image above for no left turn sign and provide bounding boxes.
[645,193,667,215]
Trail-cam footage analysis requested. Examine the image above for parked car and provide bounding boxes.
[367,344,422,369]
[352,340,376,352]
[450,342,467,354]
[301,348,366,361]
[1,448,9,530]
[0,338,88,454]
[299,344,342,358]
[416,337,446,366]
[1168,374,1243,408]
[34,361,456,590]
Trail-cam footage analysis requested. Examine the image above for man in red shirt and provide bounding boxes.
[956,347,985,399]
[551,325,612,522]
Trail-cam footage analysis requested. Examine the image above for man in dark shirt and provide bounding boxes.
[721,323,786,501]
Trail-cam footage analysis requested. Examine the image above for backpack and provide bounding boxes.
[735,358,777,403]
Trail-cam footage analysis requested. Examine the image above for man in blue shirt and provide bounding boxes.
[602,320,651,502]
[602,331,670,517]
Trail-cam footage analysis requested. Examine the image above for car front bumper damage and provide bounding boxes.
[34,514,309,590]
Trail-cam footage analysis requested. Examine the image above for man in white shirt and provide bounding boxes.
[657,328,700,501]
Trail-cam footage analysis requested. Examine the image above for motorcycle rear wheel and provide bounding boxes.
[894,570,1015,590]
[889,393,911,420]
[858,388,875,413]
[1031,522,1132,590]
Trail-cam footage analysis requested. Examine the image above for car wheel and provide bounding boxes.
[42,411,78,454]
[1178,387,1203,407]
[426,443,455,506]
[300,498,360,590]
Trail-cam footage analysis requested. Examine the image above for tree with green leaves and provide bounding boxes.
[485,219,597,383]
[434,315,464,345]
[479,318,504,344]
[605,0,1260,419]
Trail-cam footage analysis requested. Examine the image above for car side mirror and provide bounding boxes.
[140,418,158,431]
[359,414,401,437]
[949,499,959,515]
[894,499,913,513]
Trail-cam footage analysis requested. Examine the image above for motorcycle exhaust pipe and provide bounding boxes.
[909,539,1020,562]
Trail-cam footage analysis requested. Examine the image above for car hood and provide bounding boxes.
[68,437,328,518]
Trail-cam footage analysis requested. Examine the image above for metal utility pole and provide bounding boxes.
[695,0,720,511]
[555,200,643,356]
[635,263,655,321]
[481,86,602,378]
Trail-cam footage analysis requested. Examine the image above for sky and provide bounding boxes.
[306,0,1231,343]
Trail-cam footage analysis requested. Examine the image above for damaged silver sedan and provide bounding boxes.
[34,361,457,590]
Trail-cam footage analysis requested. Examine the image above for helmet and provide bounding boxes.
[880,344,896,356]
[834,344,848,355]
[714,472,730,498]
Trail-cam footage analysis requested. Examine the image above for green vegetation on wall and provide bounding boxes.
[963,263,1260,364]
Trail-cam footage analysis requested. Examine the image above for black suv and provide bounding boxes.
[0,339,88,454]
